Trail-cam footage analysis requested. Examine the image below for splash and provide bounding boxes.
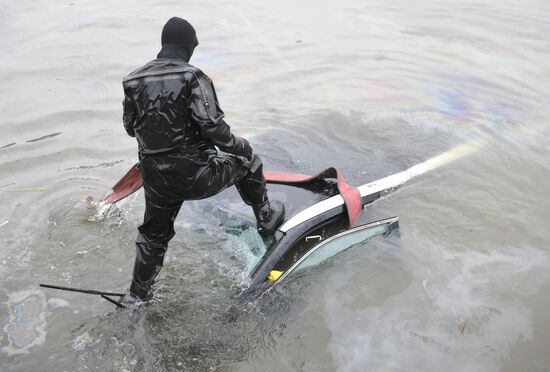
[202,199,268,281]
[226,226,268,280]
[72,332,94,351]
[85,190,141,222]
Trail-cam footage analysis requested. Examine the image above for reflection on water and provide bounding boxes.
[2,291,47,356]
[1,0,550,370]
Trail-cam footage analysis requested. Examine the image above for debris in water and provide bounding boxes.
[0,220,8,228]
[84,196,97,209]
[457,319,467,336]
[422,278,432,298]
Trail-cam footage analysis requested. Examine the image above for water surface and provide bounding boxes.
[1,0,549,371]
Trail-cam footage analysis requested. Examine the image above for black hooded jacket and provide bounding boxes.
[122,46,248,163]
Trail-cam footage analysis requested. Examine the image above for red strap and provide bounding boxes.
[105,164,363,227]
[265,168,362,227]
[104,164,143,204]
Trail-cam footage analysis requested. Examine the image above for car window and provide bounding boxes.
[292,224,389,273]
[271,217,398,286]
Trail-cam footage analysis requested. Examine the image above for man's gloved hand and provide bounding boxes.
[233,136,253,160]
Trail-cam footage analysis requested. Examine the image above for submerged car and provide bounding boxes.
[240,174,402,296]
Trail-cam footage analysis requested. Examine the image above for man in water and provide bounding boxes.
[122,17,285,301]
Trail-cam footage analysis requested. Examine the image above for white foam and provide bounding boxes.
[72,332,94,351]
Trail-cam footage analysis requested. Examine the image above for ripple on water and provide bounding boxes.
[25,132,62,143]
[322,238,550,371]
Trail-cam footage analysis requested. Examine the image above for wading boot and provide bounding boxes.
[128,280,152,301]
[252,199,285,238]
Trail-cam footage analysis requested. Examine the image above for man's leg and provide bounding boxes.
[235,155,285,237]
[192,154,285,237]
[129,197,182,299]
[128,156,184,300]
[234,154,268,205]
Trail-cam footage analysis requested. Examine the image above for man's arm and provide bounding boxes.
[188,72,252,159]
[122,90,136,138]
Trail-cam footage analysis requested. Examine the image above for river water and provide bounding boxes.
[1,0,549,371]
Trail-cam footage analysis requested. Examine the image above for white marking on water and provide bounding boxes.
[72,332,93,351]
[48,298,70,308]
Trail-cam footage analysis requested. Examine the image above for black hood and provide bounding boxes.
[157,17,199,62]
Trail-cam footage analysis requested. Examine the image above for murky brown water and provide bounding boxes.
[1,0,550,371]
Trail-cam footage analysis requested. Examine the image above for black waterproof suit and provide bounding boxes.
[122,46,268,299]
